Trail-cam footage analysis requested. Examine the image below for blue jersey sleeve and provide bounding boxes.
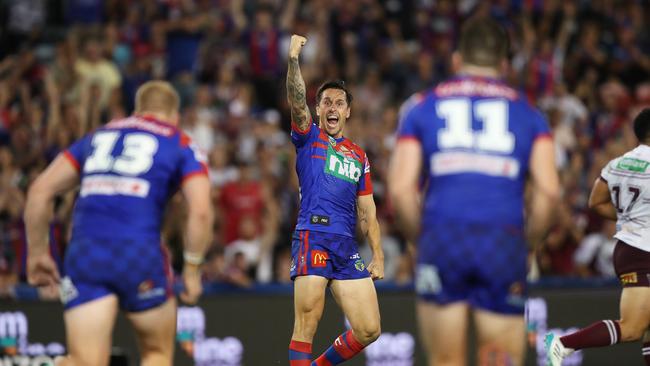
[357,154,373,196]
[291,121,320,148]
[530,108,551,140]
[63,134,91,172]
[179,137,208,183]
[396,93,425,142]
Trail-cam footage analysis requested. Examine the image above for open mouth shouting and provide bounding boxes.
[326,114,339,129]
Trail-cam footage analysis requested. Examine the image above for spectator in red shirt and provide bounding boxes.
[218,160,276,245]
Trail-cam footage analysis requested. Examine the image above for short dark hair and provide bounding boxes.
[316,80,353,106]
[459,18,509,67]
[633,108,650,142]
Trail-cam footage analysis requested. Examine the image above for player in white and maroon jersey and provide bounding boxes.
[546,108,650,366]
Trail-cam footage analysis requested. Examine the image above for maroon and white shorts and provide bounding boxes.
[614,240,650,287]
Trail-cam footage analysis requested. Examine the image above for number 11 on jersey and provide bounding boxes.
[437,98,515,154]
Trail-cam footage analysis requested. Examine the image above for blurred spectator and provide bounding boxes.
[224,211,278,284]
[232,0,298,109]
[574,220,617,278]
[66,0,104,25]
[75,37,122,109]
[202,246,227,283]
[208,145,238,188]
[0,0,47,57]
[218,160,276,245]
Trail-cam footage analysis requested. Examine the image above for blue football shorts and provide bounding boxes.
[290,230,370,281]
[61,237,173,312]
[416,220,528,315]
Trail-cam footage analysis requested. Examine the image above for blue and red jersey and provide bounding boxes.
[291,122,372,238]
[64,115,208,241]
[397,76,551,229]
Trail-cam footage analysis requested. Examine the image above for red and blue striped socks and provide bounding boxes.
[289,340,312,366]
[312,330,365,366]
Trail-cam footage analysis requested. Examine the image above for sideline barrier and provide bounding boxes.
[0,280,642,366]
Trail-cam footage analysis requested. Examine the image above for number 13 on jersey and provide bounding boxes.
[84,132,159,176]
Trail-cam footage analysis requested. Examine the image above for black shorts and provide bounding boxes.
[614,240,650,287]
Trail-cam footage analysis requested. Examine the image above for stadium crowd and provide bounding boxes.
[0,0,649,298]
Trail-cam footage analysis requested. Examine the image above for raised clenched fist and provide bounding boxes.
[289,34,307,60]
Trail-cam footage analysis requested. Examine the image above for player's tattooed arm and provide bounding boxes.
[287,34,311,131]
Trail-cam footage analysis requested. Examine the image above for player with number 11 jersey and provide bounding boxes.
[396,73,550,313]
[389,19,559,366]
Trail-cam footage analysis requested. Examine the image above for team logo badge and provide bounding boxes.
[312,250,329,268]
[137,279,165,300]
[354,259,365,272]
[138,280,154,293]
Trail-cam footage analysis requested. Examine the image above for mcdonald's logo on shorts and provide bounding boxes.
[312,250,329,268]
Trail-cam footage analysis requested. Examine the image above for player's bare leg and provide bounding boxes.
[618,287,650,342]
[57,295,119,366]
[417,301,468,366]
[474,309,525,366]
[330,277,381,345]
[127,297,177,366]
[292,275,329,342]
[310,278,380,365]
[290,275,328,365]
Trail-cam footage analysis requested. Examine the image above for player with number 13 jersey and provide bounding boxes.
[62,112,207,310]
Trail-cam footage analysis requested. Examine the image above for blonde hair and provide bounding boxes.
[134,81,180,116]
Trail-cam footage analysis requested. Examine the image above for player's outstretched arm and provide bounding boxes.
[526,137,561,249]
[588,177,617,220]
[180,174,214,304]
[24,154,79,287]
[357,194,384,280]
[388,139,422,243]
[286,34,311,132]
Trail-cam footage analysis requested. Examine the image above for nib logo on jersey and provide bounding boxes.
[325,146,362,183]
[0,311,65,365]
[176,306,243,366]
[526,298,583,365]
